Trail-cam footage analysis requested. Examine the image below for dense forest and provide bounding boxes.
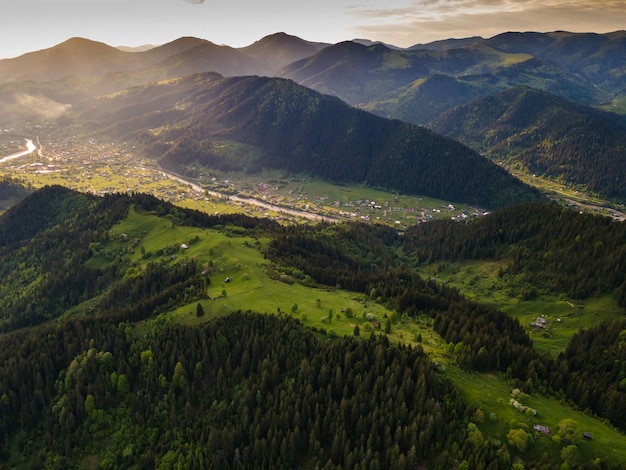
[0,176,30,211]
[403,202,626,304]
[0,312,487,468]
[1,188,626,468]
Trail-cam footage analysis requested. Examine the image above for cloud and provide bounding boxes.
[184,0,206,4]
[9,93,71,120]
[348,0,626,46]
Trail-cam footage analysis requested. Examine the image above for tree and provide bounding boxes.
[117,374,130,398]
[557,419,582,444]
[196,303,205,317]
[561,445,580,467]
[173,361,188,391]
[84,394,96,416]
[466,423,484,448]
[507,428,531,452]
[354,325,360,337]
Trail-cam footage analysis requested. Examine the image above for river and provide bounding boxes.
[0,136,336,222]
[0,138,38,164]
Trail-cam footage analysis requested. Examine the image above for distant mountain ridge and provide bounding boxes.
[0,33,330,86]
[278,39,606,115]
[1,31,622,118]
[238,32,330,74]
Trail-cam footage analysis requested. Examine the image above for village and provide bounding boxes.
[0,123,487,227]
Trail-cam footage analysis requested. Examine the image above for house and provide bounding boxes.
[181,243,189,250]
[583,432,593,440]
[533,425,551,435]
[224,277,231,283]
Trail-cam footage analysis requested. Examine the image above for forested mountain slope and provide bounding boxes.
[78,73,541,209]
[0,312,479,468]
[428,86,626,199]
[361,74,485,125]
[266,203,626,432]
[404,201,626,303]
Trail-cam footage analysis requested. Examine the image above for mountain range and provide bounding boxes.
[1,30,625,206]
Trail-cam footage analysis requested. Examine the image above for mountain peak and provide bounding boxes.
[238,33,329,75]
[48,37,121,55]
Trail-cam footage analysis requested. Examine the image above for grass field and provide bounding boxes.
[416,259,625,357]
[444,365,626,464]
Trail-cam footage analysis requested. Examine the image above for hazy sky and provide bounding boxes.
[1,0,624,58]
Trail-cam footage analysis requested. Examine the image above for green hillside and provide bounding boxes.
[2,188,626,468]
[362,74,485,125]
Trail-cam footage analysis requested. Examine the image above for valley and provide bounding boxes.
[0,123,484,226]
[2,119,623,225]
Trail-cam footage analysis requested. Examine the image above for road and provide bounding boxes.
[160,170,341,223]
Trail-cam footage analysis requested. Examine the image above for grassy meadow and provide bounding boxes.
[416,260,625,357]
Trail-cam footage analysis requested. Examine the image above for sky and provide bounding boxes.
[1,0,624,59]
